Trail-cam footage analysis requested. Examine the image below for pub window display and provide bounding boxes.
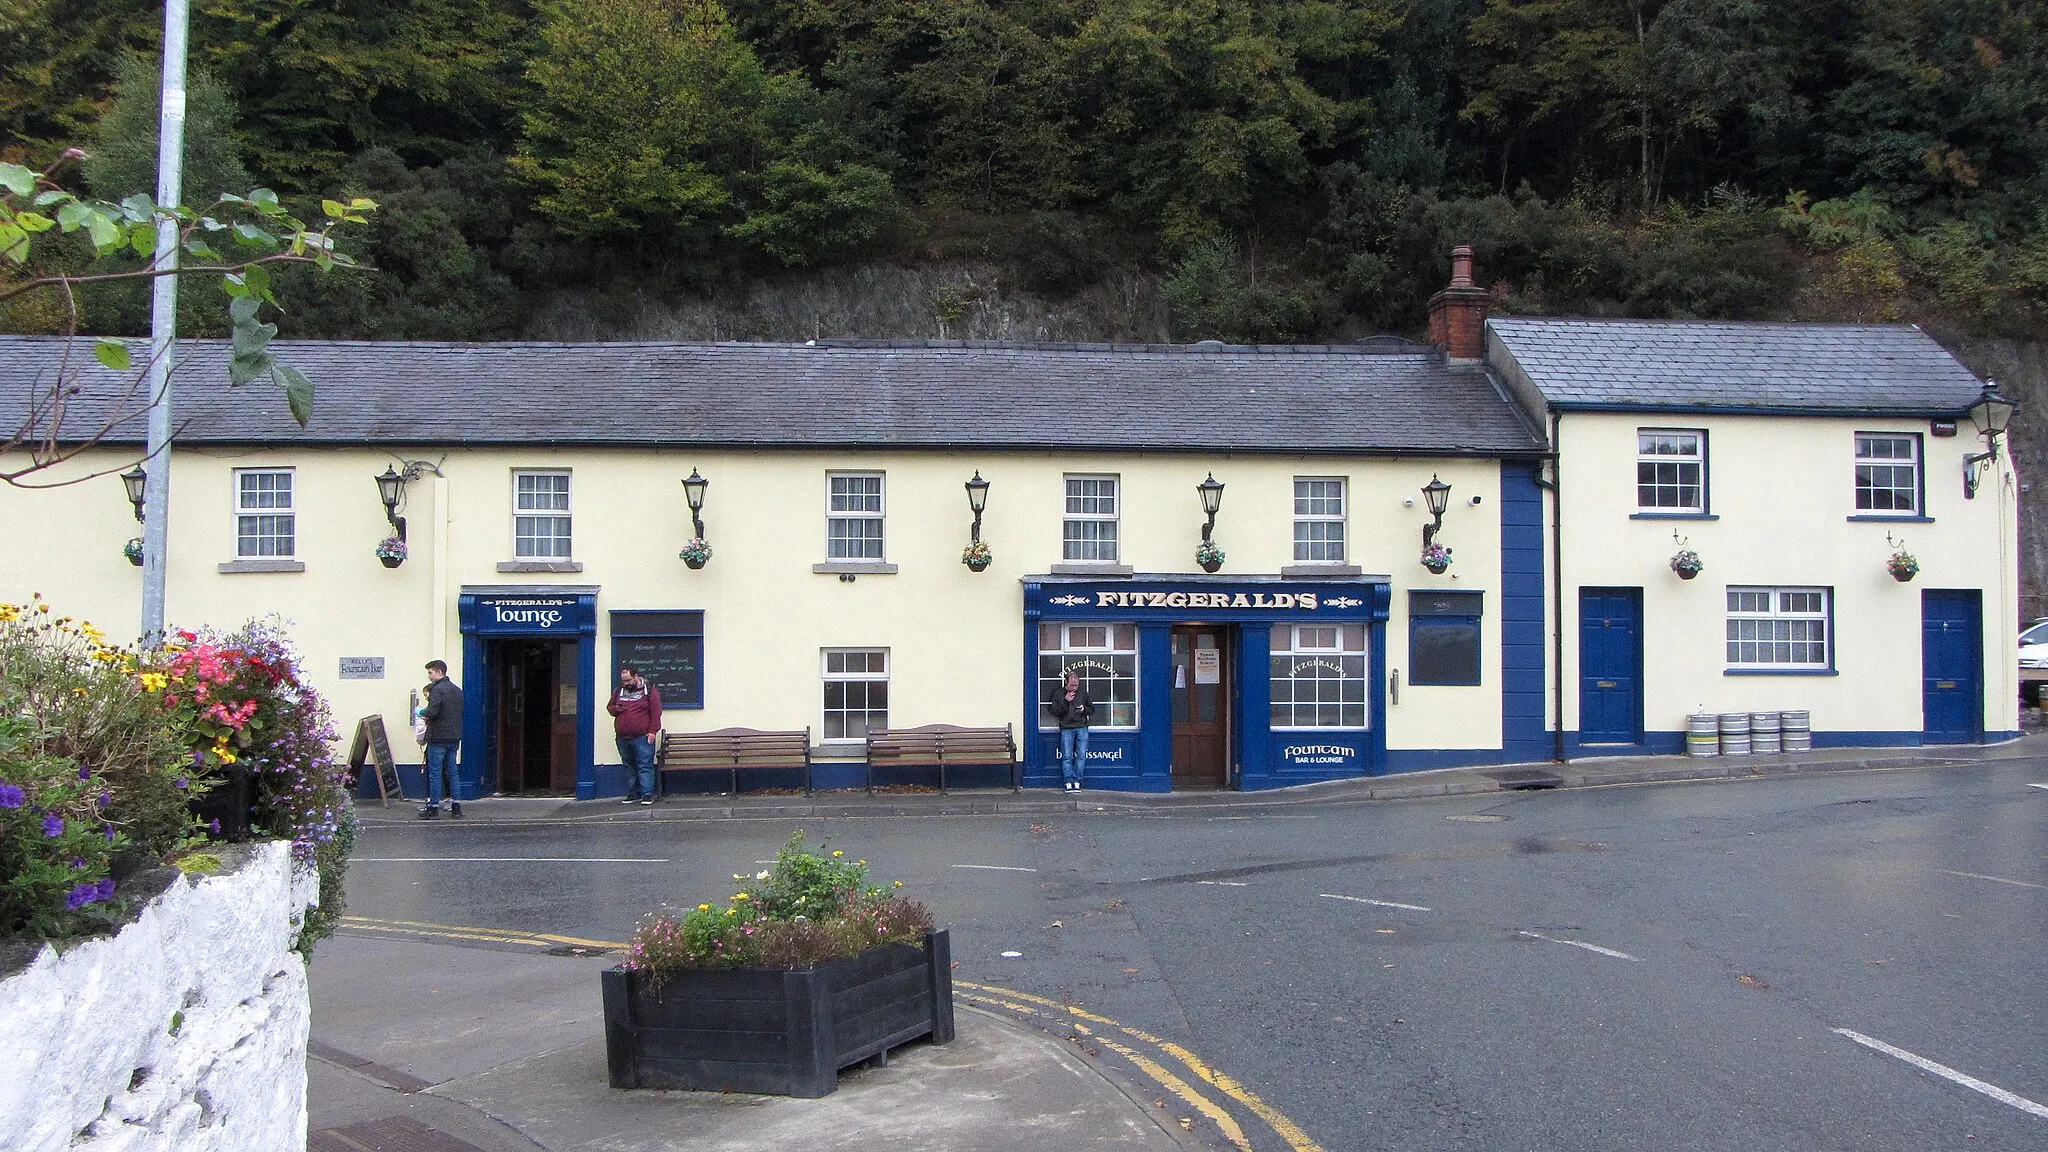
[1037,622,1137,728]
[1269,623,1368,728]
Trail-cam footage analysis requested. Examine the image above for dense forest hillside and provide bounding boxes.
[0,0,2041,344]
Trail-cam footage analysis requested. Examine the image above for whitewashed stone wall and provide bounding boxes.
[0,840,320,1152]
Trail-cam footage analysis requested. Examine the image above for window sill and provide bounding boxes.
[812,561,899,575]
[1846,514,1934,523]
[1629,512,1718,520]
[497,560,584,573]
[217,559,305,574]
[1050,562,1134,577]
[1724,668,1839,676]
[1281,563,1363,578]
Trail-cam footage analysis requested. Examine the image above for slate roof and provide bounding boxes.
[0,336,1547,457]
[1487,318,1985,414]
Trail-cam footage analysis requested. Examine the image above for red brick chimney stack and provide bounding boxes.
[1427,244,1489,363]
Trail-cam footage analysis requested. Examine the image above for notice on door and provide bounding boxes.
[1193,648,1221,685]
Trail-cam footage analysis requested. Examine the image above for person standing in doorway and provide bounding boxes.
[419,660,465,819]
[608,666,663,805]
[1048,670,1094,792]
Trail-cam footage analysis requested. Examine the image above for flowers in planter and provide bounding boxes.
[1194,539,1226,572]
[123,537,144,566]
[1670,549,1704,579]
[623,831,932,982]
[374,536,407,564]
[1888,549,1919,582]
[0,606,359,949]
[678,538,713,568]
[0,598,198,939]
[961,540,992,570]
[1420,542,1453,573]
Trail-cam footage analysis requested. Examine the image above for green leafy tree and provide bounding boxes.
[0,154,371,484]
[514,0,905,264]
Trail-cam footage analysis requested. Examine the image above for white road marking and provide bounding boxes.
[1832,1028,2048,1120]
[951,864,1039,872]
[1321,893,1433,912]
[1940,869,2046,890]
[1518,930,1641,961]
[2027,783,2048,792]
[1198,880,1250,887]
[351,857,669,863]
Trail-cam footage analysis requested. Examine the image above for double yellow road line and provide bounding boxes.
[339,916,1323,1151]
[957,980,1324,1152]
[340,915,620,952]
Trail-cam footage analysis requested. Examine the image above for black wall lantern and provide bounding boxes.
[375,466,409,541]
[1962,382,2018,499]
[1420,474,1452,547]
[1197,473,1225,541]
[121,465,148,523]
[374,459,444,542]
[682,468,710,539]
[965,471,990,542]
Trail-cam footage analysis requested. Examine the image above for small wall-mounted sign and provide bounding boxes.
[339,657,386,680]
[1930,419,1958,437]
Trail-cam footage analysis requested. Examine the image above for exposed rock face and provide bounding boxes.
[0,841,320,1152]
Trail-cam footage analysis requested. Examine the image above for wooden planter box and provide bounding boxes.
[601,929,955,1098]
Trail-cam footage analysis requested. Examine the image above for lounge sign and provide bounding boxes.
[1280,742,1360,768]
[480,597,576,630]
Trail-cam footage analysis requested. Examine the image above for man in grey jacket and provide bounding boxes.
[420,660,465,818]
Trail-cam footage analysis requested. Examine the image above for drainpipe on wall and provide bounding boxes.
[1532,411,1565,763]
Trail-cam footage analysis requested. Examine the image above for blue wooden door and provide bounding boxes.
[1578,588,1642,744]
[1922,590,1982,744]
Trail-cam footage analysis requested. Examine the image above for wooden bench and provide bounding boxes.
[864,724,1019,793]
[659,727,812,796]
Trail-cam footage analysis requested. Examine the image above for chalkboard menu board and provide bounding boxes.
[610,610,704,708]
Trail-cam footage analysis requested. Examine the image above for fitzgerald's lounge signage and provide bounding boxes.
[1049,589,1369,611]
[481,597,575,629]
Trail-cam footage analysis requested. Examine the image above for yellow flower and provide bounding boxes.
[724,908,737,917]
[832,850,844,858]
[137,672,168,692]
[732,892,750,902]
[893,880,903,888]
[697,903,712,912]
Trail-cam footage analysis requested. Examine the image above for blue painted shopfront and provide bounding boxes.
[458,586,599,800]
[1023,577,1392,791]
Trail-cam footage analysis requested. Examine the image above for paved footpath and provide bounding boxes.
[316,739,2040,1151]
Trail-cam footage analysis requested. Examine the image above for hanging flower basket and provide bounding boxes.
[1420,542,1452,574]
[1195,539,1225,574]
[123,537,144,567]
[1670,549,1703,580]
[375,536,406,568]
[679,538,713,570]
[1888,550,1919,582]
[961,540,992,572]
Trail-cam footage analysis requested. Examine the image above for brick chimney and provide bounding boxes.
[1427,245,1490,363]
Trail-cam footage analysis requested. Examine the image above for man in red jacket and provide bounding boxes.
[607,666,663,804]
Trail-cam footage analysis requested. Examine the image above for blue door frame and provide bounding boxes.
[1577,587,1643,746]
[458,587,599,799]
[1921,589,1983,744]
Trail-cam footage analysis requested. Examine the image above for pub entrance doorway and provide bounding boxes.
[490,638,579,794]
[1170,625,1232,789]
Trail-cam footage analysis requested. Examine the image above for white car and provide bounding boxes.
[2023,619,2048,671]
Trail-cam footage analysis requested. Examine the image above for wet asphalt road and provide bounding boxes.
[340,762,2048,1151]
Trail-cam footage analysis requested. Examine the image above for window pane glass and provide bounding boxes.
[1269,625,1370,728]
[1039,626,1139,729]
